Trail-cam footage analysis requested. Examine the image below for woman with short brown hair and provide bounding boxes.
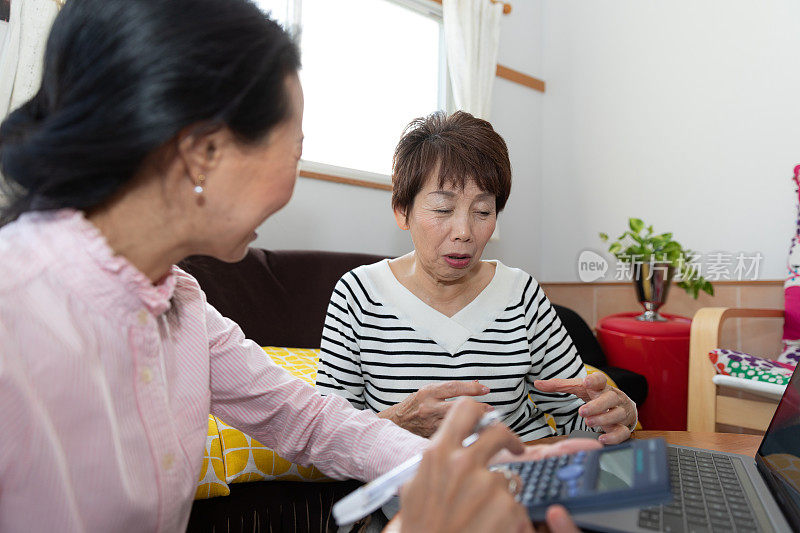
[317,111,637,444]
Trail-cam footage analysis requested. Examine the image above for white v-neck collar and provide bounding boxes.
[361,259,523,355]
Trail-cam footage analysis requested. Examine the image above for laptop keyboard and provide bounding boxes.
[637,446,759,533]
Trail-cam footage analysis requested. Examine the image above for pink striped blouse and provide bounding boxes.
[0,209,427,532]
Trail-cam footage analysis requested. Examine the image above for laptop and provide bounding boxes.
[572,365,800,533]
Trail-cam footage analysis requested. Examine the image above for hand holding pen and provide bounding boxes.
[397,399,593,533]
[394,399,532,533]
[334,398,601,532]
[333,406,505,526]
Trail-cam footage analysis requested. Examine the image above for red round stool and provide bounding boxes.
[595,312,692,431]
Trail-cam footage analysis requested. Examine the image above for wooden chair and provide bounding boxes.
[687,307,785,433]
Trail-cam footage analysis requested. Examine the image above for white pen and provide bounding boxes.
[332,409,503,526]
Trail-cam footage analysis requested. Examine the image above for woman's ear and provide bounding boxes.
[175,125,227,185]
[393,206,410,231]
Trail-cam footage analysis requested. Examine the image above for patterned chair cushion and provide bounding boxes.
[709,348,795,386]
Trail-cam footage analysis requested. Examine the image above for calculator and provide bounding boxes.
[495,438,671,521]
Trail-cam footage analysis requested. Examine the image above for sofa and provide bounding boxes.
[179,248,648,532]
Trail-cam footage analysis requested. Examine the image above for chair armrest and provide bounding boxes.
[687,308,783,432]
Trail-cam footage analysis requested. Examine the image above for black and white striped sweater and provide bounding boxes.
[315,259,593,441]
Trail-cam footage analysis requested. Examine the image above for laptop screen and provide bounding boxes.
[756,365,800,530]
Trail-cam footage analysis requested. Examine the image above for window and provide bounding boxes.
[254,0,447,185]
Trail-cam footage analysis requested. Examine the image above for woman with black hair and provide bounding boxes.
[0,1,596,531]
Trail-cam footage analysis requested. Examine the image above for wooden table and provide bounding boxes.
[385,431,762,532]
[537,430,762,456]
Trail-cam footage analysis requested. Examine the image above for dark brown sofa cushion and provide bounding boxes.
[180,249,387,348]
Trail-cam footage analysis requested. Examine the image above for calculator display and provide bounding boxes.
[596,448,635,492]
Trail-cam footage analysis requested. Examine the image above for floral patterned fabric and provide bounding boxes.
[709,349,795,386]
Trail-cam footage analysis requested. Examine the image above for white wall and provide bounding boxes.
[541,0,800,281]
[253,1,547,276]
[256,1,798,283]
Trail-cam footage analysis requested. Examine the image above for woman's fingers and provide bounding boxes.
[533,372,607,402]
[427,380,491,400]
[463,480,533,533]
[492,438,603,465]
[578,388,619,417]
[532,377,587,399]
[433,397,490,447]
[537,439,604,458]
[597,424,630,445]
[466,419,525,461]
[403,402,537,533]
[391,384,496,437]
[578,387,636,438]
[543,504,582,533]
[582,371,608,393]
[585,405,628,428]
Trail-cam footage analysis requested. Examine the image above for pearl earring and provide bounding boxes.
[194,174,206,195]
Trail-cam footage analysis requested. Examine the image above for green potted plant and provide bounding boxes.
[600,218,713,321]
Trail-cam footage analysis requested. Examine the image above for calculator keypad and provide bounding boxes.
[500,451,589,506]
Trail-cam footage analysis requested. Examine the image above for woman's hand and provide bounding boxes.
[490,437,603,466]
[378,381,492,437]
[534,372,637,445]
[398,398,529,533]
[397,398,588,533]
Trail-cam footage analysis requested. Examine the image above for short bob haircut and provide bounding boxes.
[391,111,511,216]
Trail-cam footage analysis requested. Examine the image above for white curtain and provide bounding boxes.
[442,0,502,120]
[443,0,503,239]
[0,0,59,199]
[0,0,60,119]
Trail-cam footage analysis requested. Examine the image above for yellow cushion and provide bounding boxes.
[216,418,329,483]
[194,415,230,499]
[262,346,320,386]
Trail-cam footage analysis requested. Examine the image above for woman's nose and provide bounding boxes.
[451,215,472,242]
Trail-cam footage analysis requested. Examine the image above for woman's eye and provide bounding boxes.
[476,211,492,217]
[433,209,452,214]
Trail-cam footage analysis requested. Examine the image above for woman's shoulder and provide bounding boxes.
[489,260,539,290]
[0,211,73,293]
[170,265,208,304]
[348,257,390,278]
[334,258,390,296]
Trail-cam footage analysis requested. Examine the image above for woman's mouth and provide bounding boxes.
[444,254,472,268]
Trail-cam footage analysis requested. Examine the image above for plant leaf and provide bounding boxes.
[599,232,609,242]
[629,218,645,233]
[703,280,714,295]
